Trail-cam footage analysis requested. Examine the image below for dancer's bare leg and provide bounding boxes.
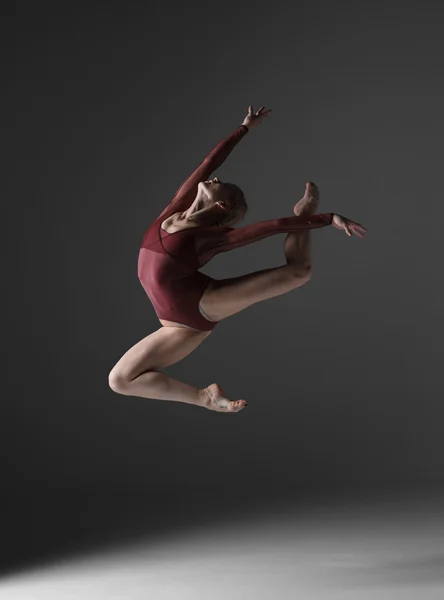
[283,180,319,273]
[109,327,247,413]
[199,182,319,321]
[110,183,318,413]
[293,180,319,216]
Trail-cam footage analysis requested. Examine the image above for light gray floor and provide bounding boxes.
[2,493,444,599]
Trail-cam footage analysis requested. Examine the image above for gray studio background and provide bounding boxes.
[5,0,444,570]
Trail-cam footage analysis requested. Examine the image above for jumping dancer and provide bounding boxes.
[109,106,366,413]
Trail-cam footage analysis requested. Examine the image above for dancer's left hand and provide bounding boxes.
[242,105,272,129]
[332,214,367,238]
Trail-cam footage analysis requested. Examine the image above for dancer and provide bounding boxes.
[109,106,366,413]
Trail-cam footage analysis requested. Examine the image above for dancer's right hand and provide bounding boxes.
[241,105,272,129]
[332,214,367,238]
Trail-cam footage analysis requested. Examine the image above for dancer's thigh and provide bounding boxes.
[109,326,211,382]
[199,264,309,322]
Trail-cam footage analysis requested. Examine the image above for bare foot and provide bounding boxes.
[200,383,247,413]
[293,181,320,216]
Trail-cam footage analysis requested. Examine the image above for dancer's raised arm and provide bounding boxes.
[156,106,271,222]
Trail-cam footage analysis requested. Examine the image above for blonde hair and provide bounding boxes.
[218,183,248,226]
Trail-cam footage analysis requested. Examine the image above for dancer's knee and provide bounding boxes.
[108,369,137,395]
[287,262,312,285]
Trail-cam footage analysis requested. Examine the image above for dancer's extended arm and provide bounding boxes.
[155,125,249,222]
[198,213,334,258]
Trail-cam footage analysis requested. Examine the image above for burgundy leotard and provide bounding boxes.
[138,125,333,331]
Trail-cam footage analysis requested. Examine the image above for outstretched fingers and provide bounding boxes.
[349,222,367,238]
[247,105,272,118]
[242,105,272,129]
[256,106,272,117]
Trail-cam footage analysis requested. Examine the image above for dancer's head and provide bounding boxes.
[197,177,248,226]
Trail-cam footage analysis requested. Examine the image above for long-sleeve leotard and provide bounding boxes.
[195,213,333,262]
[155,124,249,223]
[139,124,334,331]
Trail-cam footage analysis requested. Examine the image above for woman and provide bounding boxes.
[109,106,366,413]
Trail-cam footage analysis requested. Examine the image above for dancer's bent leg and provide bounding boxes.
[199,183,318,322]
[283,180,319,271]
[108,327,246,413]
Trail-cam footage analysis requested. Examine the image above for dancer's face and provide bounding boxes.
[199,177,233,214]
